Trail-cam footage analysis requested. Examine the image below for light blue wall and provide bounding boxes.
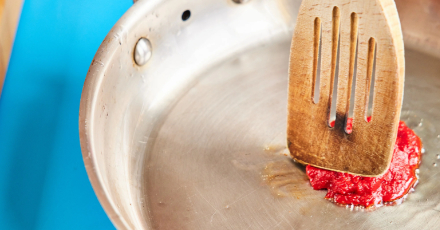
[0,0,132,229]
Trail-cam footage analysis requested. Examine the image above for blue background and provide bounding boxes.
[0,0,132,229]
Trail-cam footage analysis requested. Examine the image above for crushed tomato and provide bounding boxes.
[306,118,422,208]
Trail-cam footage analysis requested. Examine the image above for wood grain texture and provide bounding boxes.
[0,0,23,96]
[287,0,405,176]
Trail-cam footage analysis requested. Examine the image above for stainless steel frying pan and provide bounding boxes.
[79,0,440,229]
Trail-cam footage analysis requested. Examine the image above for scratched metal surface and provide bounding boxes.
[79,0,440,229]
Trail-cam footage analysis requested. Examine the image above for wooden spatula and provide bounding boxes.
[287,0,404,176]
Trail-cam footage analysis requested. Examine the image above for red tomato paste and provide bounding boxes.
[306,118,422,208]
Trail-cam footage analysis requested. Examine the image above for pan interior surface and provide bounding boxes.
[143,44,440,230]
[80,0,440,229]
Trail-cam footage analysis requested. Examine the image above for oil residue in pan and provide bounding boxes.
[261,160,310,199]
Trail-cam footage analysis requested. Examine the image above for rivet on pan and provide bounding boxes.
[232,0,250,3]
[134,38,152,66]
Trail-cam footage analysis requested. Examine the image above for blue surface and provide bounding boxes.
[0,0,132,229]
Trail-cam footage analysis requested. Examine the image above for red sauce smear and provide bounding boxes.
[306,118,422,208]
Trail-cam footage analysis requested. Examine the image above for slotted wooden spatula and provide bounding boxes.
[287,0,404,176]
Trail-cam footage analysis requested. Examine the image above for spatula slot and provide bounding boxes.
[365,37,377,122]
[312,17,322,104]
[345,12,359,134]
[327,6,341,127]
